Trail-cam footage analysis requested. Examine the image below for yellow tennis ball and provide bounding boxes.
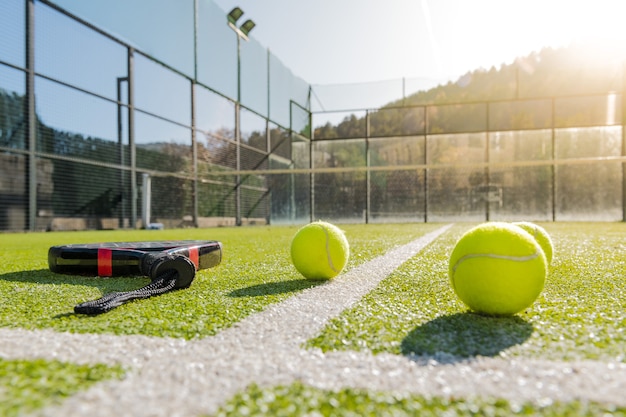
[290,221,350,280]
[449,222,547,316]
[513,221,554,264]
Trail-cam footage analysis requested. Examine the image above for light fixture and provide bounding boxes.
[227,7,244,25]
[239,19,256,37]
[227,7,255,40]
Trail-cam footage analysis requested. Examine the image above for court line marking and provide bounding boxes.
[1,224,625,416]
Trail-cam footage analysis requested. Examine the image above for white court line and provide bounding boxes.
[1,223,624,416]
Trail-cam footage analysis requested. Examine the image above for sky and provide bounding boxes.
[212,0,626,86]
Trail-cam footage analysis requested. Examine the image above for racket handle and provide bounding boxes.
[140,253,196,288]
[74,253,197,315]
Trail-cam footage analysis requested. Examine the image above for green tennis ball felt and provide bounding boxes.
[290,221,350,280]
[513,221,554,264]
[449,222,547,316]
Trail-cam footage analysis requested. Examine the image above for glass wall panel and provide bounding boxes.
[313,110,367,139]
[555,126,622,220]
[290,75,311,122]
[0,0,25,68]
[134,54,191,125]
[310,79,405,112]
[5,0,626,230]
[268,155,294,223]
[196,0,237,98]
[0,66,26,149]
[489,130,553,221]
[36,77,119,162]
[292,135,310,169]
[240,107,266,151]
[240,175,269,221]
[427,133,486,221]
[46,158,127,229]
[241,147,267,171]
[198,136,237,172]
[269,122,290,159]
[148,175,194,225]
[555,94,622,128]
[50,0,195,78]
[291,136,311,222]
[291,101,311,138]
[427,103,487,134]
[489,99,552,131]
[370,106,426,137]
[197,178,236,219]
[0,153,28,231]
[404,77,448,100]
[369,136,426,223]
[195,85,236,173]
[241,38,268,117]
[35,3,127,101]
[519,58,622,97]
[135,111,192,174]
[269,54,293,128]
[312,139,366,221]
[195,85,235,137]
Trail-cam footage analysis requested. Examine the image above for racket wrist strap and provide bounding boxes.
[74,254,196,315]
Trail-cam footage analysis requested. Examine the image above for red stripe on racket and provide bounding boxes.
[98,248,113,276]
[188,246,199,268]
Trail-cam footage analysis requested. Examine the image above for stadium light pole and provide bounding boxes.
[227,7,255,102]
[227,7,255,226]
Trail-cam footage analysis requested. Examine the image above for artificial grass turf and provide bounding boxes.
[209,382,626,417]
[2,222,624,416]
[0,223,442,339]
[306,222,626,363]
[0,358,124,417]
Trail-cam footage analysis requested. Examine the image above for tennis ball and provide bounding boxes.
[290,221,350,280]
[513,221,554,264]
[449,222,547,316]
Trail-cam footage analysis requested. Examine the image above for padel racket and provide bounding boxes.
[47,240,222,315]
[48,240,222,277]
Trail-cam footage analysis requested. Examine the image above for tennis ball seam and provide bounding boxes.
[317,223,340,274]
[451,251,541,274]
[450,250,542,293]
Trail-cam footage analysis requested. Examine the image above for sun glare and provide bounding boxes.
[541,1,626,60]
[435,0,626,78]
[569,1,626,58]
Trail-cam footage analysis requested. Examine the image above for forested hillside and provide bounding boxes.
[314,44,624,139]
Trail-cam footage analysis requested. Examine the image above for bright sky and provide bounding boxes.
[213,0,626,86]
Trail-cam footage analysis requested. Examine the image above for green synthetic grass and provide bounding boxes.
[0,358,124,417]
[307,223,626,362]
[210,382,626,417]
[0,224,440,339]
[1,222,625,416]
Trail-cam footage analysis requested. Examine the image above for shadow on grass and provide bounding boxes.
[401,312,533,362]
[228,279,326,297]
[0,270,153,318]
[0,269,150,293]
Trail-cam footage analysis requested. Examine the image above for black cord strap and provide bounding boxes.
[74,254,196,315]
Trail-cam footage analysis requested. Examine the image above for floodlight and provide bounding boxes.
[227,7,244,25]
[240,19,256,37]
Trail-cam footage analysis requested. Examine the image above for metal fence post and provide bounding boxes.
[26,0,36,231]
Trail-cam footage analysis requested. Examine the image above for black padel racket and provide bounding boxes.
[47,240,222,315]
[48,240,222,277]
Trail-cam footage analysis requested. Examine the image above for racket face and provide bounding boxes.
[48,240,222,276]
